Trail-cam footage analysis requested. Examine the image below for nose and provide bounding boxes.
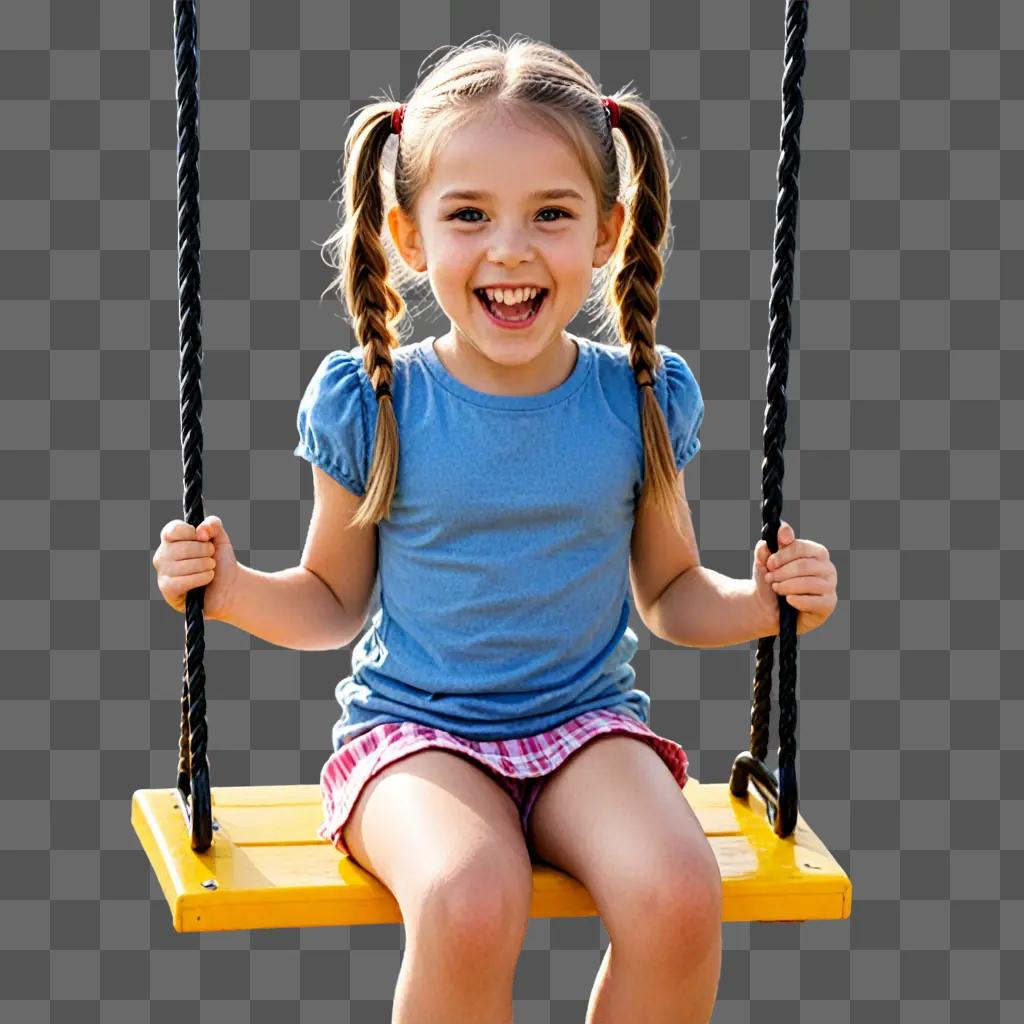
[486,223,536,266]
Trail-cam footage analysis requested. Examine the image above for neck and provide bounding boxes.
[434,329,578,397]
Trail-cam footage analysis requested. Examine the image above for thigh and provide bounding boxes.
[342,748,535,921]
[525,734,721,941]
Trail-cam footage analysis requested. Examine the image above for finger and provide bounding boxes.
[170,556,217,576]
[161,519,187,542]
[766,553,799,576]
[769,574,831,594]
[170,540,213,559]
[769,569,831,588]
[171,569,216,592]
[788,548,834,574]
[201,516,225,542]
[781,591,834,612]
[795,536,830,561]
[767,557,830,580]
[770,539,823,568]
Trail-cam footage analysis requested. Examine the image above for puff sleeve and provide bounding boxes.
[656,344,704,471]
[293,348,371,497]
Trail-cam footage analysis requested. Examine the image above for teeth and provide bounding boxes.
[483,286,541,305]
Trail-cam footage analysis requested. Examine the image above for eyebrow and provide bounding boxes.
[438,188,586,203]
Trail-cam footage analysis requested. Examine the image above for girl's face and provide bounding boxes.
[388,109,624,393]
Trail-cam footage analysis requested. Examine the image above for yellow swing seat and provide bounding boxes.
[132,776,852,933]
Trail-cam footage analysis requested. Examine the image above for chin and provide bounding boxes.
[457,311,566,351]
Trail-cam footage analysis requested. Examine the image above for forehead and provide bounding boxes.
[423,111,593,205]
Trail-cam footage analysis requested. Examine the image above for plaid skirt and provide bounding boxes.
[318,706,689,857]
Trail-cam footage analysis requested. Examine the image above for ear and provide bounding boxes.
[387,205,427,272]
[593,200,626,269]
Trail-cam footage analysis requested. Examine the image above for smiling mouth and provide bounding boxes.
[474,288,548,322]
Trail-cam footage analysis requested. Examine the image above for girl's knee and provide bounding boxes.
[415,857,533,954]
[610,853,722,953]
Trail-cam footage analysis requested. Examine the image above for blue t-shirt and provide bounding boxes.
[294,334,704,752]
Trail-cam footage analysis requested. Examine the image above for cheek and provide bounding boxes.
[545,232,595,267]
[424,246,472,292]
[546,244,597,292]
[431,239,478,281]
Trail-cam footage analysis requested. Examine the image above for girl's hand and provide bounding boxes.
[752,521,838,637]
[152,515,241,621]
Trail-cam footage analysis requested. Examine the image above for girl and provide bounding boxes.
[154,32,837,1024]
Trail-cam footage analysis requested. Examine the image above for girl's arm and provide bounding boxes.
[644,565,777,649]
[213,563,363,651]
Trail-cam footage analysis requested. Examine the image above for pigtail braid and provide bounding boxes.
[605,99,685,539]
[338,105,406,529]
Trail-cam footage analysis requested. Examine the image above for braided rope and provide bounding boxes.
[173,0,213,851]
[728,0,808,839]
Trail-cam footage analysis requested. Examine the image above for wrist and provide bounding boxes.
[209,562,248,623]
[748,578,780,638]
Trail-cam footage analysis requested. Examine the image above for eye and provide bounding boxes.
[446,207,573,223]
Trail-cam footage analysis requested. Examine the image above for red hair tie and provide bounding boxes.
[602,96,620,130]
[391,104,405,135]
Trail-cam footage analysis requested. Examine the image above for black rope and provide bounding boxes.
[169,0,809,852]
[728,0,808,839]
[173,0,213,851]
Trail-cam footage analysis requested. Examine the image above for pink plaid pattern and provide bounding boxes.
[318,707,689,857]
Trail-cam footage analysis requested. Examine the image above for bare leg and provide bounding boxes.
[393,901,526,1024]
[585,928,722,1024]
[524,735,724,1024]
[338,749,533,1024]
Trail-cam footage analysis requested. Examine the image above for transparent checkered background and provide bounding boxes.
[2,0,1022,1021]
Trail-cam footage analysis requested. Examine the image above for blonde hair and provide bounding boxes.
[320,32,686,538]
